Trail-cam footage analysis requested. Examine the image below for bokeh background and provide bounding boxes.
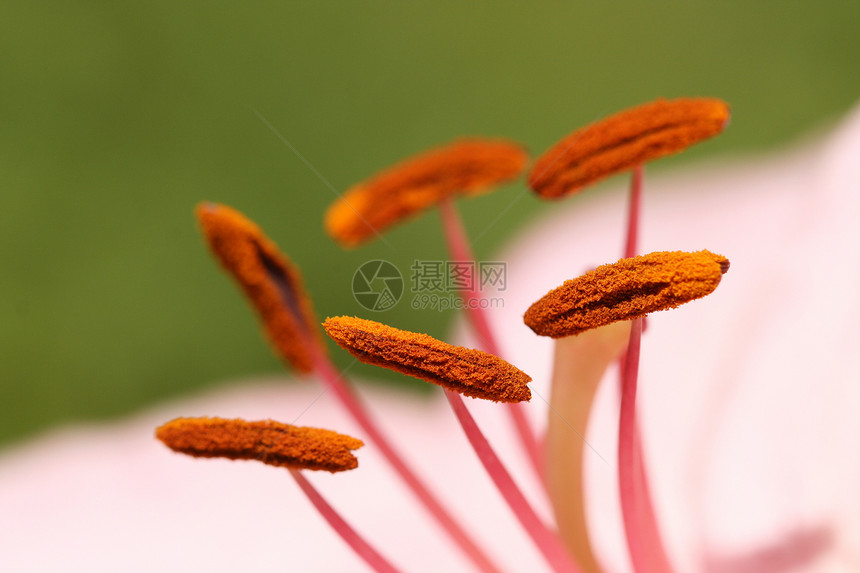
[2,2,858,448]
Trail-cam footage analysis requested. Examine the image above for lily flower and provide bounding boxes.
[2,101,860,573]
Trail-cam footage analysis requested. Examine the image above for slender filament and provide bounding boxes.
[310,348,504,573]
[438,196,546,489]
[619,166,674,573]
[445,390,583,573]
[290,469,404,573]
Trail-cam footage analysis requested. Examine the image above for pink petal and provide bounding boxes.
[484,101,860,572]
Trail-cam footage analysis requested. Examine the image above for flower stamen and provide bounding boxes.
[199,204,505,573]
[325,139,528,247]
[438,196,546,489]
[529,98,730,199]
[158,417,405,572]
[618,167,674,573]
[446,390,583,573]
[196,202,323,372]
[524,250,730,338]
[323,316,532,403]
[323,315,581,571]
[156,417,363,472]
[289,469,405,573]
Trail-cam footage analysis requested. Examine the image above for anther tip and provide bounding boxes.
[197,201,219,214]
[703,251,729,275]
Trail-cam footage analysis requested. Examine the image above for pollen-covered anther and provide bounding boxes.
[196,202,323,372]
[156,417,364,473]
[323,316,532,403]
[529,97,730,199]
[325,139,529,247]
[524,250,730,337]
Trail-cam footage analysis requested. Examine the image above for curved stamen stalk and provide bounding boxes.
[547,322,631,573]
[310,349,505,573]
[290,469,404,573]
[445,390,583,573]
[438,196,546,489]
[619,165,674,573]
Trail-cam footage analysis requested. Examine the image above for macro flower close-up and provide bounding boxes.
[4,96,860,571]
[1,4,859,573]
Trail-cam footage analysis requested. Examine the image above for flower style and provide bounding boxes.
[2,99,860,573]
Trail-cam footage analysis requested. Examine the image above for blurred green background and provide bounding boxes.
[2,2,858,447]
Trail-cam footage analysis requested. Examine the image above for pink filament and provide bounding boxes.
[618,318,647,572]
[619,165,674,573]
[290,469,403,573]
[437,197,546,488]
[445,390,582,573]
[310,350,504,573]
[624,165,644,258]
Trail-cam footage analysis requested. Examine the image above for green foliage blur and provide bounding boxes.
[2,2,858,447]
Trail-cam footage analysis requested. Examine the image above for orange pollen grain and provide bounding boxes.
[325,139,529,247]
[322,316,532,403]
[156,417,364,473]
[524,250,730,337]
[196,202,323,372]
[529,98,730,199]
